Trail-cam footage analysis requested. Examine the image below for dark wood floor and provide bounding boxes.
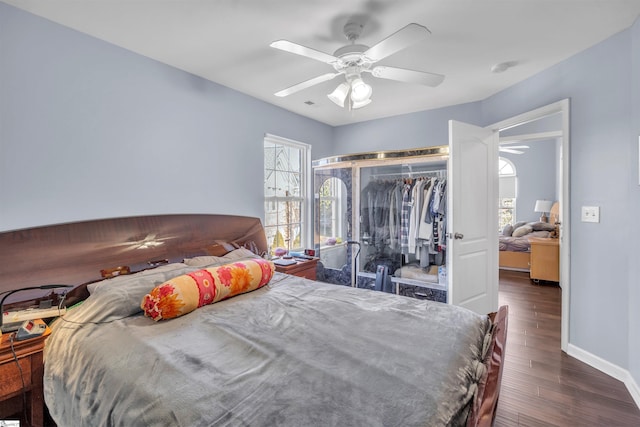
[495,270,640,426]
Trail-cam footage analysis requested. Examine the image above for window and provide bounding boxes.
[264,135,311,255]
[318,177,346,243]
[498,157,517,230]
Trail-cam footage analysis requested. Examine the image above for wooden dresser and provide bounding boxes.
[529,237,560,282]
[0,323,51,427]
[274,257,318,280]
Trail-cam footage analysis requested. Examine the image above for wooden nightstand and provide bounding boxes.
[0,321,51,427]
[274,257,319,280]
[529,237,560,282]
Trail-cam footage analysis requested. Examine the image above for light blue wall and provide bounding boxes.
[629,17,640,391]
[0,3,333,232]
[501,139,558,223]
[333,102,482,151]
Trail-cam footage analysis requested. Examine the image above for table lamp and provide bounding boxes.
[534,200,554,223]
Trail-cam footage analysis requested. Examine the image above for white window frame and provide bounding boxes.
[498,157,517,230]
[263,134,312,255]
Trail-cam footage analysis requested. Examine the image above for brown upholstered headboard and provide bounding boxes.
[0,214,268,303]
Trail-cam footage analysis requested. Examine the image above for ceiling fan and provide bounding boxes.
[270,21,445,110]
[499,144,530,155]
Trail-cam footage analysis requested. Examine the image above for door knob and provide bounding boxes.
[448,232,464,239]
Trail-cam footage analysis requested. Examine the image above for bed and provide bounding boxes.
[499,202,559,271]
[498,235,535,271]
[0,214,507,427]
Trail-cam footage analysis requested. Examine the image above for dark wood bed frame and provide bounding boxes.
[0,214,507,427]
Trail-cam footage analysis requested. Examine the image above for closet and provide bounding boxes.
[313,119,500,315]
[313,146,449,302]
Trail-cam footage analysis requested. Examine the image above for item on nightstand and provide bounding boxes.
[534,199,554,223]
[2,306,67,332]
[273,258,297,266]
[16,319,47,341]
[274,247,288,257]
[289,251,313,260]
[0,284,72,334]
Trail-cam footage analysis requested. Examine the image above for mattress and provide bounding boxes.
[499,235,531,252]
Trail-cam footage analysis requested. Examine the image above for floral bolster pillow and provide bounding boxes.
[141,258,275,321]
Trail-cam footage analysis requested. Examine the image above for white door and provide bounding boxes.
[448,120,499,314]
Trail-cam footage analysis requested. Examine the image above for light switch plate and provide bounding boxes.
[581,206,600,223]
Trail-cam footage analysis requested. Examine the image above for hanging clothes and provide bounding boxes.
[361,173,446,272]
[388,181,403,250]
[408,178,427,254]
[416,178,437,266]
[400,179,417,256]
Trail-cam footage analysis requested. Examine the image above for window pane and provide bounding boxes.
[265,226,286,254]
[285,172,301,197]
[275,145,300,172]
[264,144,276,171]
[498,209,514,230]
[290,224,301,248]
[500,198,515,208]
[499,158,515,175]
[498,157,516,231]
[264,171,276,197]
[275,200,300,227]
[289,148,301,172]
[274,171,299,197]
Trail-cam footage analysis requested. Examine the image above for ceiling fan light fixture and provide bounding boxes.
[350,78,372,102]
[328,82,350,107]
[351,98,372,110]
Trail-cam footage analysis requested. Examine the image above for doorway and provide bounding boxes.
[489,99,570,352]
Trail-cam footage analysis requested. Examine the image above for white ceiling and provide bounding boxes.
[4,0,640,126]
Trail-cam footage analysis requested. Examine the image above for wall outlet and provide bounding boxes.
[581,206,600,223]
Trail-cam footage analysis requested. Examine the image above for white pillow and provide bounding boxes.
[512,225,533,237]
[502,224,514,236]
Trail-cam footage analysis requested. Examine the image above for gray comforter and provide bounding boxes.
[44,262,491,427]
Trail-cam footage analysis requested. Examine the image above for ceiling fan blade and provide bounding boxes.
[364,23,431,62]
[274,73,340,97]
[270,40,338,64]
[503,145,530,149]
[371,66,445,87]
[499,148,525,154]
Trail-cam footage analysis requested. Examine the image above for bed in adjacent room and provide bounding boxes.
[0,214,507,427]
[499,202,558,271]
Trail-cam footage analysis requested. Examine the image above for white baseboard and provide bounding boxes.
[628,375,640,410]
[567,343,640,409]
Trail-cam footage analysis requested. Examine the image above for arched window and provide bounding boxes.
[499,157,517,230]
